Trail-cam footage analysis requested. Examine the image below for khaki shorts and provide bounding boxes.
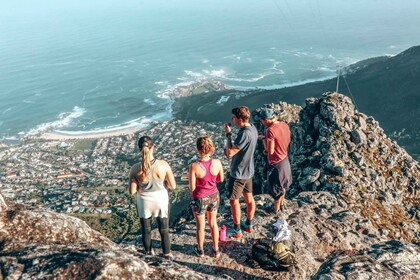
[227,176,253,200]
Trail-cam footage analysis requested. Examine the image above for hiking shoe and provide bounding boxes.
[194,246,205,258]
[228,228,243,238]
[240,220,253,233]
[146,249,155,256]
[164,252,174,262]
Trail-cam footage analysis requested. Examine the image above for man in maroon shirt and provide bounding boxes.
[258,108,292,213]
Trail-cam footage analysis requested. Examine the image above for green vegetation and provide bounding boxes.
[72,184,193,241]
[73,192,141,242]
[359,198,418,243]
[70,139,96,154]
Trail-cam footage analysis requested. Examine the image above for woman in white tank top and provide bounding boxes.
[129,136,176,260]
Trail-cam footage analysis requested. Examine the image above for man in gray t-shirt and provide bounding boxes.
[230,125,258,179]
[224,106,258,238]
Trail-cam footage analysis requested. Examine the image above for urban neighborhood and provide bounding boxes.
[0,120,230,215]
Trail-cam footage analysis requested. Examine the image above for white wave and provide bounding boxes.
[203,69,227,78]
[156,67,279,99]
[316,66,336,73]
[202,59,209,64]
[194,67,273,83]
[55,111,169,136]
[155,80,169,86]
[184,70,206,79]
[2,107,13,115]
[144,98,156,106]
[27,106,86,135]
[222,72,271,83]
[230,74,336,91]
[23,100,36,104]
[268,60,285,74]
[216,95,230,105]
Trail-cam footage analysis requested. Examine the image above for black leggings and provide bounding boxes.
[140,217,170,255]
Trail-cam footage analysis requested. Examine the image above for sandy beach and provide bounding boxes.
[38,127,142,141]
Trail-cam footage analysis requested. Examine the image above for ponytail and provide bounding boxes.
[137,136,154,183]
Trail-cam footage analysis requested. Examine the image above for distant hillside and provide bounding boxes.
[173,46,420,159]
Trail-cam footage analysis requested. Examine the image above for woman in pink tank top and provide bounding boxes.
[189,136,224,258]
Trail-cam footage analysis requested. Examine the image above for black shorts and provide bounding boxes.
[227,176,253,200]
[190,192,220,216]
[267,157,292,200]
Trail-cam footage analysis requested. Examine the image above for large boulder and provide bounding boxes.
[0,193,208,279]
[313,240,420,279]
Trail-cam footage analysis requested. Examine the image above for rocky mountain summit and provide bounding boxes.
[1,92,419,279]
[256,92,419,243]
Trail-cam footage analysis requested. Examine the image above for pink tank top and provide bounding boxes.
[193,158,218,199]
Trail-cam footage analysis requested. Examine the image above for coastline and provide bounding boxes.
[37,127,142,141]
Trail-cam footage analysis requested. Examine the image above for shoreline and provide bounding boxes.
[0,63,380,143]
[36,126,143,141]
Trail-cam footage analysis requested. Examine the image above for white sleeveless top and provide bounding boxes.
[129,160,169,218]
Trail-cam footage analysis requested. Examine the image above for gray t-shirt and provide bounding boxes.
[230,124,258,179]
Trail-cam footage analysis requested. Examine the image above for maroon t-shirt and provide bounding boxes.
[265,122,291,164]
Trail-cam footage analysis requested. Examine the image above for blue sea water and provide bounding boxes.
[1,0,420,139]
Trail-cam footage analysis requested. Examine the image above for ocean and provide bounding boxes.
[1,0,420,140]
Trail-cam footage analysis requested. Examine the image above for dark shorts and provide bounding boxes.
[190,192,220,216]
[227,176,253,200]
[267,157,292,200]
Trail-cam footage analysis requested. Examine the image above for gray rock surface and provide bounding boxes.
[0,192,7,212]
[313,240,420,280]
[0,200,209,279]
[254,92,420,244]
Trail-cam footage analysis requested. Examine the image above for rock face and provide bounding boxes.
[254,92,420,244]
[248,92,420,278]
[313,240,420,280]
[0,194,207,280]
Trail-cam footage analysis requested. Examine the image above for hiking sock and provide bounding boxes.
[245,219,252,226]
[234,223,240,230]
